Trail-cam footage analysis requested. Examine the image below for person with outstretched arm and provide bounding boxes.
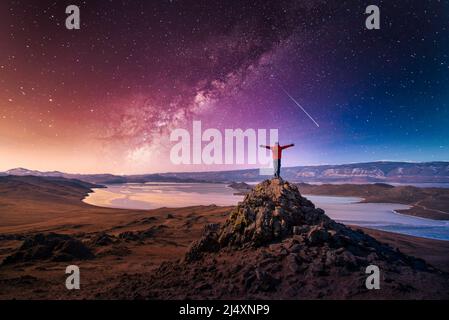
[259,142,295,178]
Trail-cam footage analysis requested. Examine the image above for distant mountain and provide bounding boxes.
[158,161,449,183]
[0,168,210,184]
[2,161,449,184]
[4,168,66,177]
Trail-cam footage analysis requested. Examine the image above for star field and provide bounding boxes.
[0,0,448,173]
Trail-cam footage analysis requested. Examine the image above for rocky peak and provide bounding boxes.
[185,178,345,261]
[217,178,336,247]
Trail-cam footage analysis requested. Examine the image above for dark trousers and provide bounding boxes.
[273,159,281,177]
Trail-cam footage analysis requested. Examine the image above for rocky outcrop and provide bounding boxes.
[2,233,94,264]
[100,178,449,299]
[186,178,342,257]
[218,178,334,247]
[183,180,438,271]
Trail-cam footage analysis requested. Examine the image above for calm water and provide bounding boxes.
[83,183,449,241]
[247,182,449,188]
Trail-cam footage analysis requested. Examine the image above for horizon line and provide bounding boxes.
[2,159,449,176]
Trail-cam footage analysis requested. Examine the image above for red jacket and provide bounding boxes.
[262,144,294,159]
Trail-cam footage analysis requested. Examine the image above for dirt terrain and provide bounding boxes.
[0,176,448,299]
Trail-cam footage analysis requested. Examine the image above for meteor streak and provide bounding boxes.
[280,87,320,128]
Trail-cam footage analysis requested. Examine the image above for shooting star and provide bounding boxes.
[280,87,320,128]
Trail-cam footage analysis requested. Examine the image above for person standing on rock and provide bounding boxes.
[259,142,295,178]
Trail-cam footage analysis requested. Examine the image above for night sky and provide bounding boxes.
[1,0,448,174]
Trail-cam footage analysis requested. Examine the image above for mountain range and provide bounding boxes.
[1,161,449,184]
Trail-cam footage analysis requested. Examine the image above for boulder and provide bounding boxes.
[2,233,94,264]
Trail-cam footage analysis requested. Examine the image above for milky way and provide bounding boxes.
[0,0,448,173]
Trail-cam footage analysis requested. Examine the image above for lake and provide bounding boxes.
[83,182,449,241]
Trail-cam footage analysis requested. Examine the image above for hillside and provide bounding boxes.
[99,179,449,299]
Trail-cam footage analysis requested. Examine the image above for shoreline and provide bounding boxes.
[87,181,449,222]
[294,182,449,221]
[82,184,449,242]
[354,226,449,272]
